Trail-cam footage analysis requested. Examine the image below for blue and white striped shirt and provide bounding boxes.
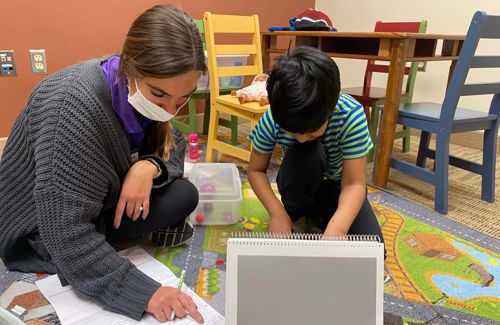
[248,93,373,180]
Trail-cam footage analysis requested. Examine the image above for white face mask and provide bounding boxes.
[127,80,186,122]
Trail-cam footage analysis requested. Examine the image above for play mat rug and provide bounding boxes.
[0,181,499,325]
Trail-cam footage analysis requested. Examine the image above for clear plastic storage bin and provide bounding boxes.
[189,163,242,225]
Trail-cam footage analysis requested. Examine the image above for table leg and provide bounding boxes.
[372,39,409,187]
[261,34,271,72]
[446,40,463,86]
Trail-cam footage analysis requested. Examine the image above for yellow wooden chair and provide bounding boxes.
[171,20,239,145]
[204,12,269,162]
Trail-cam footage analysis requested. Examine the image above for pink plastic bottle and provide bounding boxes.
[189,133,199,161]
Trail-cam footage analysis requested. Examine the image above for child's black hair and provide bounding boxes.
[266,46,341,133]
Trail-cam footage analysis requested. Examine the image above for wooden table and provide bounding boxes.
[261,31,464,188]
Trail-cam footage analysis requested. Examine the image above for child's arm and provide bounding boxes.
[248,149,293,233]
[324,156,367,237]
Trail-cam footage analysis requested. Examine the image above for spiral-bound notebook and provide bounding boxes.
[226,233,384,325]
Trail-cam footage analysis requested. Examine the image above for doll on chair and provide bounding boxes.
[231,74,269,106]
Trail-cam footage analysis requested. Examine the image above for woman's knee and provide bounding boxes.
[150,179,199,220]
[170,178,199,213]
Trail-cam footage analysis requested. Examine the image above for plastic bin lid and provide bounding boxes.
[189,163,241,201]
[0,308,25,325]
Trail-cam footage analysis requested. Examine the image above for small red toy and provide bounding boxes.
[199,183,216,193]
[195,213,205,223]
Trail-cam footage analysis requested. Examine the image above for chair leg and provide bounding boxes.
[249,115,259,152]
[172,98,197,135]
[481,126,498,202]
[417,131,431,167]
[206,104,219,163]
[203,99,238,145]
[202,99,211,135]
[188,98,198,134]
[434,133,450,214]
[230,116,239,145]
[363,105,371,124]
[402,126,411,153]
[367,104,380,163]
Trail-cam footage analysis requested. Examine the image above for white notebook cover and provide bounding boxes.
[225,234,384,325]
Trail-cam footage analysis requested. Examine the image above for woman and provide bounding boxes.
[0,5,204,323]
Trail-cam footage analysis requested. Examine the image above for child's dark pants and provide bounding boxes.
[276,140,384,243]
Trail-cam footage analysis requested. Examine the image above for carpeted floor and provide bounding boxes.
[1,129,499,325]
[368,134,500,240]
[1,178,498,325]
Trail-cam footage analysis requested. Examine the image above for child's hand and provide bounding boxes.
[323,222,348,239]
[269,211,293,233]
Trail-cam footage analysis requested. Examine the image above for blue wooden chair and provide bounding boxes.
[378,11,500,214]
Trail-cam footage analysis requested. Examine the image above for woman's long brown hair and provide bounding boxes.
[118,4,206,160]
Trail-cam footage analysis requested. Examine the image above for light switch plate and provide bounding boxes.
[29,49,48,74]
[0,50,16,76]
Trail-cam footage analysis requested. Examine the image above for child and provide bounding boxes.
[248,46,384,241]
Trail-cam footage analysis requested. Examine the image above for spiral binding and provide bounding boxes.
[231,232,381,242]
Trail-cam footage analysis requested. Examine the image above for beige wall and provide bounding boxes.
[316,0,500,115]
[0,0,313,137]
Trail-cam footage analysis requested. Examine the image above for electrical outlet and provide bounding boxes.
[29,49,48,74]
[417,61,427,72]
[0,50,16,76]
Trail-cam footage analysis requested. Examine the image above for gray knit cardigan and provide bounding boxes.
[0,59,187,320]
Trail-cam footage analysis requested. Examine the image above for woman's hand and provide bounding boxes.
[114,160,158,229]
[147,286,204,323]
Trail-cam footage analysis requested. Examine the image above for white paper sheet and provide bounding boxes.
[36,246,225,325]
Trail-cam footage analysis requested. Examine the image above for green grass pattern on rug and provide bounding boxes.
[372,201,499,322]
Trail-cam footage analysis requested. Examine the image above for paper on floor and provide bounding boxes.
[36,246,225,325]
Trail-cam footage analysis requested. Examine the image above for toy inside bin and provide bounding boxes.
[189,163,242,225]
[197,52,249,89]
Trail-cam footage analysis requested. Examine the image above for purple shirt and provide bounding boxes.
[100,55,152,150]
